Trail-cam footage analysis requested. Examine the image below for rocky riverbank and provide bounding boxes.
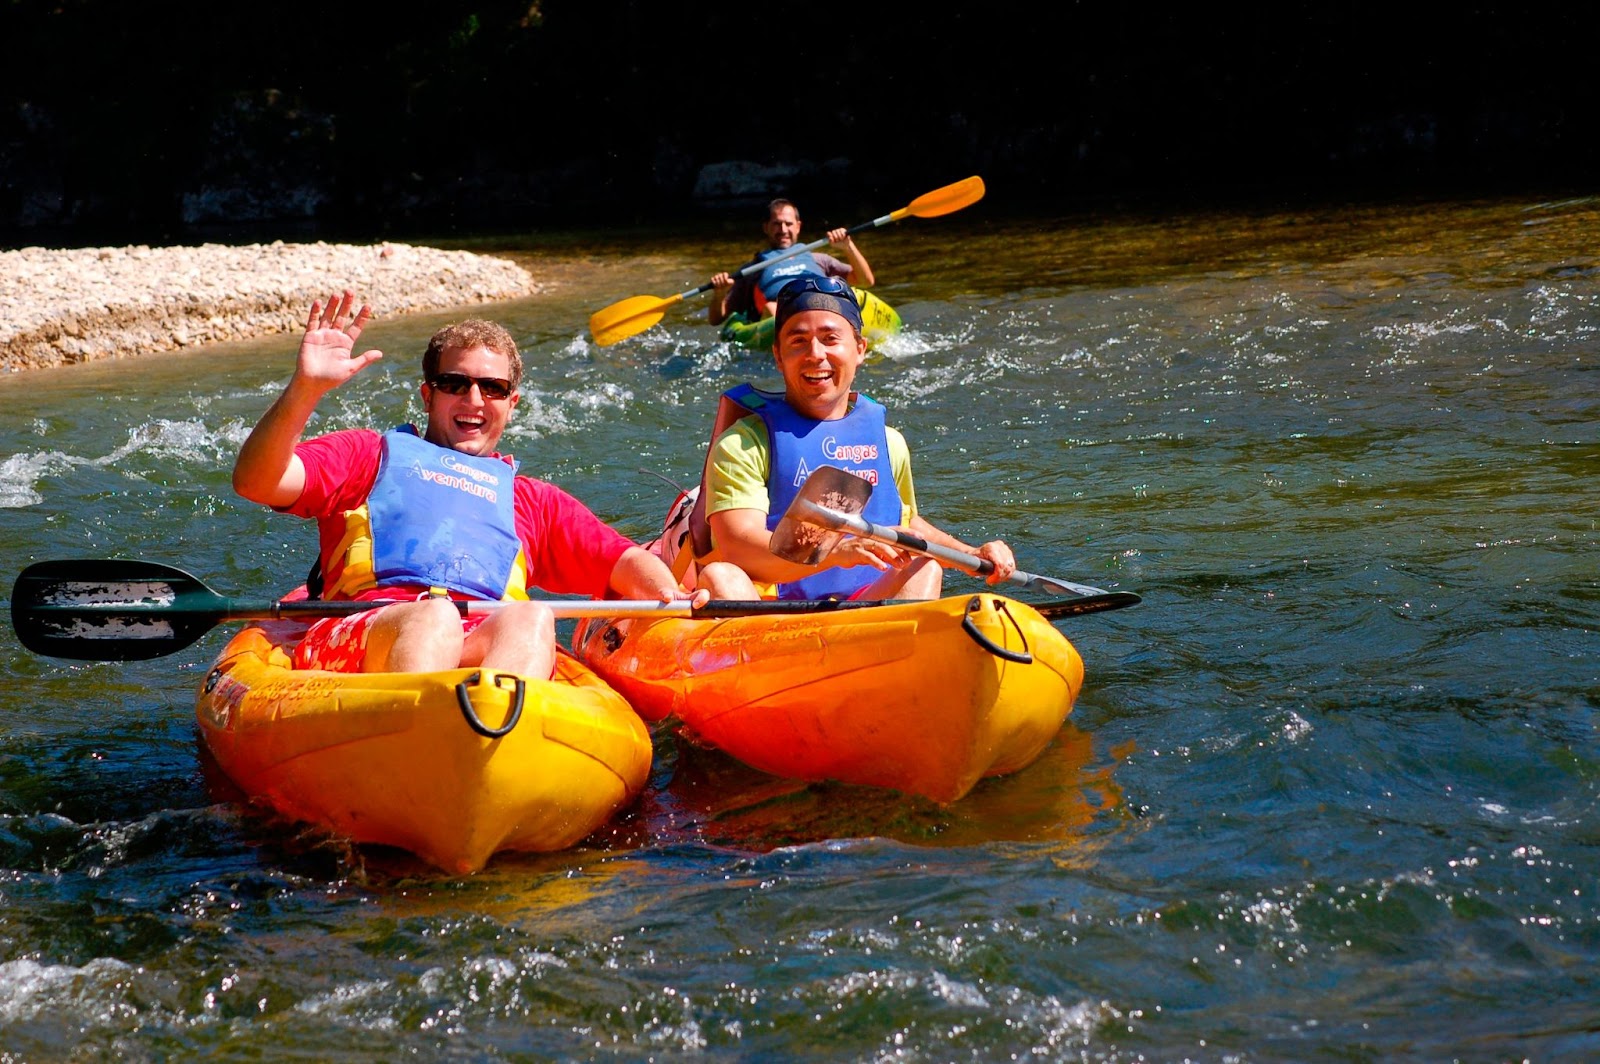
[0,241,539,373]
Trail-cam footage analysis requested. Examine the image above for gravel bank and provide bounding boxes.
[1,241,540,373]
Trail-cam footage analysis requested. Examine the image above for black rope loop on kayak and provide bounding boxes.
[960,595,1034,664]
[455,671,527,738]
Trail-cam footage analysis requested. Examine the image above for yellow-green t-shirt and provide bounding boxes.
[704,415,917,553]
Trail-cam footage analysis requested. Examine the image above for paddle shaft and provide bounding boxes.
[27,595,935,624]
[29,594,1135,623]
[11,558,1133,662]
[794,500,1116,598]
[12,557,1136,661]
[667,213,909,303]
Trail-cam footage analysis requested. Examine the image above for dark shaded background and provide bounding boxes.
[3,1,1596,246]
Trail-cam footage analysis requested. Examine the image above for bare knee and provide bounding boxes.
[696,561,759,599]
[863,556,943,600]
[494,600,555,636]
[366,598,464,671]
[901,557,943,599]
[467,601,556,675]
[401,597,467,635]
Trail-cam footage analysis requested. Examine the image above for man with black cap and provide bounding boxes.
[674,277,1016,601]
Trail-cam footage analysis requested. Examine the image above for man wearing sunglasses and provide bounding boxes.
[705,198,876,328]
[677,278,1016,601]
[233,290,705,677]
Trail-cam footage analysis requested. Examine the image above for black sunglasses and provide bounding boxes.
[776,275,854,299]
[428,373,515,400]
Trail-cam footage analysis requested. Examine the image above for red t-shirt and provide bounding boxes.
[284,428,635,599]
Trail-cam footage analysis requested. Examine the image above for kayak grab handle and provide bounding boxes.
[960,596,1033,665]
[456,672,527,738]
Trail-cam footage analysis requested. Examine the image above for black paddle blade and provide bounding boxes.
[10,560,225,661]
[1033,592,1142,619]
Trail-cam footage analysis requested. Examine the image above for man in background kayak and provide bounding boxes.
[706,198,876,327]
[681,276,1016,600]
[232,290,705,677]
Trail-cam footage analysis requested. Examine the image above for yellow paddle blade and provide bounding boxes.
[588,294,679,346]
[904,175,985,219]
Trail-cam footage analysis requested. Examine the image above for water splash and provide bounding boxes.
[0,450,80,508]
[0,418,252,508]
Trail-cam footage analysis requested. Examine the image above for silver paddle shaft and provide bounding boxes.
[794,500,1112,598]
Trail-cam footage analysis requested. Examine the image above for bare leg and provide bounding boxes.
[695,561,762,600]
[363,598,466,672]
[858,556,943,600]
[462,601,557,676]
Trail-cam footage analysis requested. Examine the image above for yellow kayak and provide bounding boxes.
[572,594,1083,803]
[196,620,652,874]
[719,286,902,350]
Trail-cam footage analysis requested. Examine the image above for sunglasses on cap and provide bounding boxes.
[776,275,854,299]
[427,372,515,400]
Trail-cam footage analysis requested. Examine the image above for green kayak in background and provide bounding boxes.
[719,287,902,351]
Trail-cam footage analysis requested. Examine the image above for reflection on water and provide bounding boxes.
[590,721,1125,855]
[1,193,1597,1059]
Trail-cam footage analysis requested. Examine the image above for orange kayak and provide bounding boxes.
[572,594,1083,803]
[196,620,652,874]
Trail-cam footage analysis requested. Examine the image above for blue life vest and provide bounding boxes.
[755,249,827,300]
[362,427,526,600]
[726,384,902,600]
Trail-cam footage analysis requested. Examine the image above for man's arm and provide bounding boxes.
[233,291,381,508]
[903,515,1017,585]
[827,228,875,287]
[881,427,1012,581]
[607,546,709,605]
[708,272,734,326]
[231,378,319,508]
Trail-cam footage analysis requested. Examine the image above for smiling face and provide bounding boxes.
[420,344,520,455]
[763,204,802,250]
[773,309,866,421]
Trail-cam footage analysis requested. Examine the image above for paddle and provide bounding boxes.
[10,558,1133,662]
[587,176,986,346]
[770,465,1140,602]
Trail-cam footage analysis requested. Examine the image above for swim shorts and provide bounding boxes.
[292,604,488,672]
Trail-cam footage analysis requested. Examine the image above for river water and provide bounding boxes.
[1,194,1596,1060]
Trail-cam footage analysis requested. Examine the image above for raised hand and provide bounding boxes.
[297,290,382,390]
